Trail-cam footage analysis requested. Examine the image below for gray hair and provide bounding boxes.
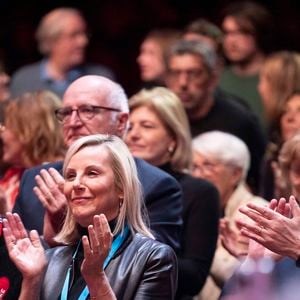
[55,134,153,245]
[192,131,250,180]
[106,81,129,113]
[167,39,217,73]
[35,7,84,55]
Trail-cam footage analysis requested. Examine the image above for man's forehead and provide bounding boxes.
[63,89,109,107]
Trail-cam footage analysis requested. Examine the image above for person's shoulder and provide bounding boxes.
[214,92,259,123]
[134,157,176,182]
[82,63,115,80]
[23,161,63,177]
[131,233,176,259]
[180,173,216,191]
[215,87,251,111]
[12,61,41,77]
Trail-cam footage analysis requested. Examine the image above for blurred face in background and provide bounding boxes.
[126,105,175,166]
[50,13,89,68]
[0,72,10,101]
[281,95,300,142]
[166,54,215,113]
[192,151,241,207]
[137,38,166,82]
[0,125,23,166]
[222,16,258,64]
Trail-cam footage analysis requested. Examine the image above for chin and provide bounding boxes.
[73,213,93,228]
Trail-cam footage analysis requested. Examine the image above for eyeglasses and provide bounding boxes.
[192,160,220,174]
[55,105,121,124]
[167,68,208,82]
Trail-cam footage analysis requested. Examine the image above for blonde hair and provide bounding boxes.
[261,51,300,121]
[55,134,154,245]
[279,133,300,196]
[5,91,65,167]
[129,87,192,172]
[36,7,84,55]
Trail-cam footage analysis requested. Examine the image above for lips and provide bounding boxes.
[178,93,191,103]
[71,196,92,204]
[128,144,145,152]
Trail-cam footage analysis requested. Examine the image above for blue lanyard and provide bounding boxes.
[60,225,129,300]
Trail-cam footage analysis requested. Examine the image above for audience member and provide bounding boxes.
[3,134,177,299]
[219,1,272,126]
[137,29,180,88]
[183,20,252,113]
[0,91,65,214]
[165,39,266,192]
[220,196,300,300]
[258,51,300,129]
[220,136,300,297]
[183,18,224,67]
[10,8,114,98]
[13,75,183,252]
[192,131,267,300]
[0,60,10,102]
[260,91,300,199]
[125,87,220,299]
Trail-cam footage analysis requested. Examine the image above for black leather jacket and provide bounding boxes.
[42,233,178,299]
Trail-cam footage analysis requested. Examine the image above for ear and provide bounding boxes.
[116,112,129,138]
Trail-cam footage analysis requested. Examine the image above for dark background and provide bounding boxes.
[0,0,300,95]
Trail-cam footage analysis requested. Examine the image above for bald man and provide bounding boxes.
[13,75,182,251]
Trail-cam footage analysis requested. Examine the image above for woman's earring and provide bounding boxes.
[168,146,174,154]
[119,196,123,208]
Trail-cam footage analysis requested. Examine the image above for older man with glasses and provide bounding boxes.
[13,75,183,252]
[10,8,114,98]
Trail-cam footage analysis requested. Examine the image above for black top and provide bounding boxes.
[190,94,267,193]
[160,164,220,299]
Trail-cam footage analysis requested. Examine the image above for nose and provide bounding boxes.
[285,111,296,123]
[67,110,83,127]
[73,175,85,190]
[178,73,189,88]
[192,164,205,179]
[127,124,140,141]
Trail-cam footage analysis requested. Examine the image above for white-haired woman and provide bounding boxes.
[192,130,267,300]
[3,134,177,300]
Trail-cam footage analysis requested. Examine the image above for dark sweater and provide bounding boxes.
[160,164,220,299]
[190,94,267,193]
